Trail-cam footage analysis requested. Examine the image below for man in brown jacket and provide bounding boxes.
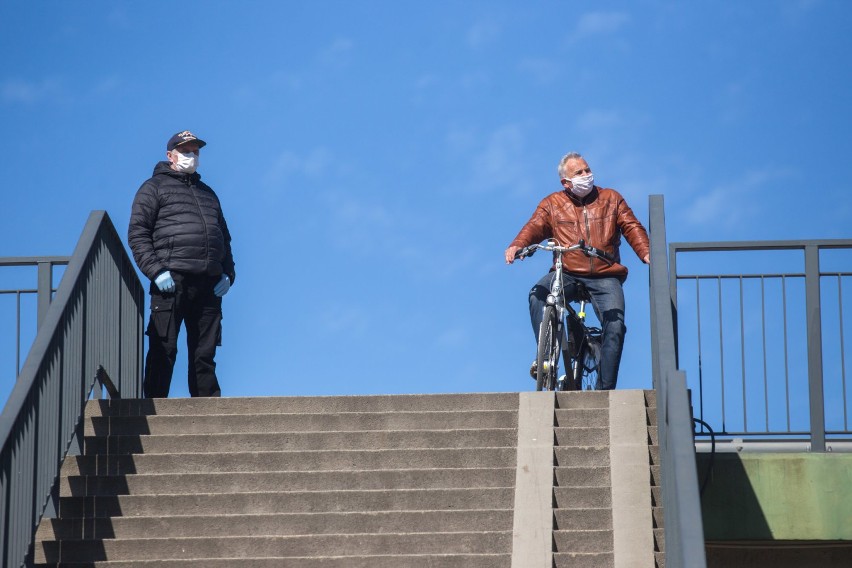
[504,152,650,390]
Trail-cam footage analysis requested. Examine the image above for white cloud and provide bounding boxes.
[517,58,561,85]
[467,19,501,49]
[682,167,788,230]
[1,77,62,104]
[573,11,631,39]
[469,124,532,194]
[262,148,330,188]
[576,109,624,132]
[318,38,355,66]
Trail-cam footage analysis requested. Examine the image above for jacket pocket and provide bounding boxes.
[146,297,175,339]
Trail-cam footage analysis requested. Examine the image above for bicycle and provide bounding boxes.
[513,239,614,391]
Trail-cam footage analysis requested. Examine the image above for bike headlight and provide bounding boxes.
[546,294,556,305]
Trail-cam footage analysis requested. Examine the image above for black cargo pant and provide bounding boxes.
[143,272,223,398]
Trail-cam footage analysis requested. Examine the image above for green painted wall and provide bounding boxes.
[698,453,852,540]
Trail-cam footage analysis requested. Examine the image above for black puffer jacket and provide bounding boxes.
[128,162,236,284]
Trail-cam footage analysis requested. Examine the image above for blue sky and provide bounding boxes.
[1,1,850,415]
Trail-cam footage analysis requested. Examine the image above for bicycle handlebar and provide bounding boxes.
[514,239,615,266]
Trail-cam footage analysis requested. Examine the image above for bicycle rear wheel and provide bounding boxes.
[578,330,602,390]
[536,305,562,391]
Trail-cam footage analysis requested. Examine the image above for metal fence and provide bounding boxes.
[0,257,69,380]
[0,211,144,568]
[648,195,707,568]
[670,239,852,452]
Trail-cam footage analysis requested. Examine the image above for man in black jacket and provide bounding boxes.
[128,130,236,398]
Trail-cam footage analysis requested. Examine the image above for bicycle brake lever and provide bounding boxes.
[515,245,537,259]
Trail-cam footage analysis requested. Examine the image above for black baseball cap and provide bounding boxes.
[167,130,207,151]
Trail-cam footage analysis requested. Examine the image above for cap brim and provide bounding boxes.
[174,138,206,149]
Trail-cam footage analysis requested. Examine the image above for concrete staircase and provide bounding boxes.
[32,391,662,567]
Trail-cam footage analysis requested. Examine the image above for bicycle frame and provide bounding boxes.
[518,239,609,391]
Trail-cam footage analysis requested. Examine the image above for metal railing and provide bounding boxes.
[0,257,70,379]
[0,211,144,568]
[648,195,707,568]
[670,239,852,452]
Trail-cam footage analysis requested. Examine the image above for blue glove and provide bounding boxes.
[214,274,231,297]
[154,271,175,293]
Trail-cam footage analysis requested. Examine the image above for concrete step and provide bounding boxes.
[553,551,614,567]
[85,393,520,417]
[554,408,609,428]
[554,446,610,468]
[651,464,661,486]
[555,391,609,409]
[553,486,612,509]
[648,425,659,445]
[649,444,660,465]
[35,532,512,563]
[59,467,516,496]
[553,529,613,553]
[554,466,611,488]
[37,509,514,541]
[57,488,515,518]
[85,410,518,436]
[553,508,612,531]
[646,407,658,425]
[35,554,512,568]
[653,507,664,528]
[651,486,662,506]
[82,428,518,455]
[62,447,517,476]
[554,426,609,447]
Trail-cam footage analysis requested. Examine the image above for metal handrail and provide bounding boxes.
[648,195,707,568]
[0,211,144,568]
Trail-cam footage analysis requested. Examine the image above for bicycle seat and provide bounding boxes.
[573,281,592,303]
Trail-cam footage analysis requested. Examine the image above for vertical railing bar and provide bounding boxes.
[37,262,52,329]
[838,274,848,430]
[782,275,791,432]
[740,275,747,432]
[761,276,769,432]
[717,276,726,432]
[695,277,704,431]
[16,291,21,378]
[804,245,826,452]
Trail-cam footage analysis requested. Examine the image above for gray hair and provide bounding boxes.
[557,152,584,180]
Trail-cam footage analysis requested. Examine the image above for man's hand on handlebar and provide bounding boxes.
[504,246,522,264]
[505,244,538,264]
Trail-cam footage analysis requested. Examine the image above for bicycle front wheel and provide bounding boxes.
[536,305,562,391]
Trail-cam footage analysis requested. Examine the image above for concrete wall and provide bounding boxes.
[699,453,852,567]
[699,453,852,541]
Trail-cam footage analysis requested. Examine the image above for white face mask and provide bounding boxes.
[171,149,199,174]
[569,173,594,197]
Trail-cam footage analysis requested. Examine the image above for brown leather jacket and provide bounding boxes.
[509,187,650,281]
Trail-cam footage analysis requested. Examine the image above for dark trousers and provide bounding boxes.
[143,273,223,398]
[529,271,626,390]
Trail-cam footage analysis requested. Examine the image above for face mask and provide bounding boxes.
[569,173,594,197]
[171,149,199,174]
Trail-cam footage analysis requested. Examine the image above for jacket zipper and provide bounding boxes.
[583,206,594,273]
[187,177,211,265]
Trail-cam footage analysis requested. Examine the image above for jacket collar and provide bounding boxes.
[564,186,599,206]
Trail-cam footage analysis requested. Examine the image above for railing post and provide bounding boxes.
[37,261,53,329]
[804,244,826,452]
